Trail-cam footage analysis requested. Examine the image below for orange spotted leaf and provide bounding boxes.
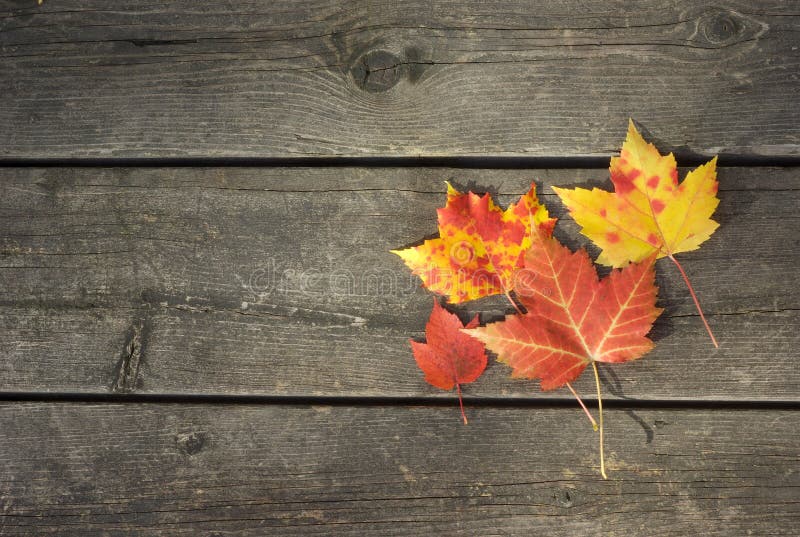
[464,230,662,391]
[410,300,488,424]
[392,183,555,303]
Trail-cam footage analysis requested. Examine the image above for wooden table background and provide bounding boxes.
[1,1,798,535]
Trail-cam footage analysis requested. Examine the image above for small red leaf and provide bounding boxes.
[410,300,488,424]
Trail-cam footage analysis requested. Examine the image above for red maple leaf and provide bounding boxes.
[464,229,662,476]
[466,231,661,389]
[410,300,488,424]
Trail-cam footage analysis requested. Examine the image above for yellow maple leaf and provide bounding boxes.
[553,120,721,346]
[553,120,719,266]
[392,183,554,303]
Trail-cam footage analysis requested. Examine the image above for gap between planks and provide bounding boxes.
[1,155,800,169]
[0,392,797,411]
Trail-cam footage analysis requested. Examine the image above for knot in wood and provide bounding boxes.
[351,50,405,92]
[703,11,743,44]
[175,431,207,455]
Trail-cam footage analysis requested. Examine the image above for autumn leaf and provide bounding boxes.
[410,300,488,424]
[464,228,662,476]
[465,232,661,390]
[553,121,719,265]
[392,183,555,303]
[553,120,720,346]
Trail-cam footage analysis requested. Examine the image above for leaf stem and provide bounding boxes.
[504,290,523,315]
[456,383,468,425]
[566,382,598,431]
[592,361,608,480]
[668,255,718,348]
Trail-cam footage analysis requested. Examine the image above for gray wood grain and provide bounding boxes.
[1,0,798,158]
[0,403,797,536]
[1,167,797,400]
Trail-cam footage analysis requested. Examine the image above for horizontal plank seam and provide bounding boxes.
[2,155,800,169]
[0,392,797,410]
[0,301,795,320]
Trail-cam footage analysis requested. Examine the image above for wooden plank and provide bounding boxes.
[0,0,798,158]
[1,167,797,399]
[2,305,796,400]
[0,403,797,536]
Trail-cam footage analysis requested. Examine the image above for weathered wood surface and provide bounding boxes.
[1,0,798,158]
[0,404,796,536]
[1,167,797,400]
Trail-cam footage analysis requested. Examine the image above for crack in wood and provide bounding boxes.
[126,38,199,47]
[110,319,146,393]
